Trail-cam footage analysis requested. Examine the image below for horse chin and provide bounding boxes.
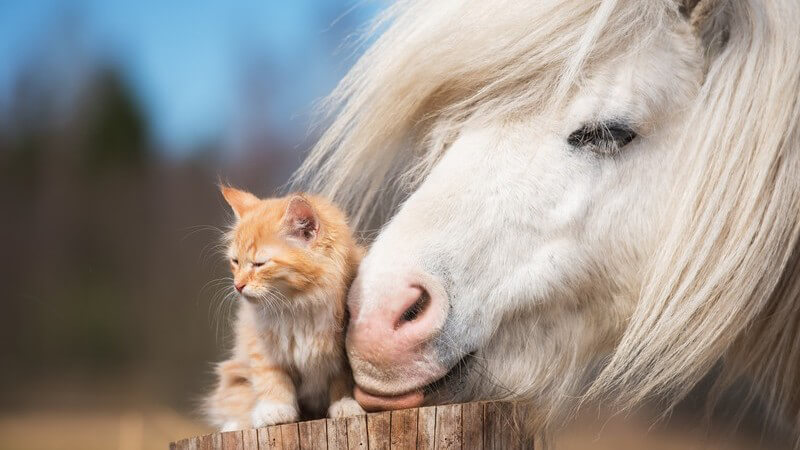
[350,354,445,395]
[353,386,425,412]
[352,352,476,412]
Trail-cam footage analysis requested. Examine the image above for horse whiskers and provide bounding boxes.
[427,331,518,402]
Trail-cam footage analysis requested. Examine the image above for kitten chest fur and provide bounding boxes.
[237,290,345,410]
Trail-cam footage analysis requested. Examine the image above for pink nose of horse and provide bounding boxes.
[350,284,440,359]
[348,275,449,408]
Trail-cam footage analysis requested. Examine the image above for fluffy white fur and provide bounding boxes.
[295,0,800,444]
[251,400,298,429]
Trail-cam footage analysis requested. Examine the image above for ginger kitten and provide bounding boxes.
[205,187,365,431]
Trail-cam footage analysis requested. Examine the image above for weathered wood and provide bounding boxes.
[485,402,514,450]
[242,428,259,450]
[389,408,418,450]
[172,436,199,450]
[461,402,484,450]
[220,431,243,450]
[280,423,301,450]
[259,425,283,449]
[196,434,211,450]
[415,406,436,450]
[484,402,532,450]
[346,414,368,449]
[298,419,327,450]
[196,432,219,450]
[433,404,461,450]
[171,401,536,449]
[366,412,391,450]
[326,417,349,450]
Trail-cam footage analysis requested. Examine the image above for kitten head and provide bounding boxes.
[220,186,358,307]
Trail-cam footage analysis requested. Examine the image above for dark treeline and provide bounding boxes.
[0,55,300,412]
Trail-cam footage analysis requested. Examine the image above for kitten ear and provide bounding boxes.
[220,186,260,219]
[283,195,319,244]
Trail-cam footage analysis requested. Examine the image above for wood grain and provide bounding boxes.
[346,414,368,450]
[220,431,243,450]
[242,428,259,450]
[170,401,536,450]
[389,408,418,450]
[173,436,199,450]
[258,425,283,449]
[433,404,461,450]
[416,407,436,450]
[196,433,217,450]
[326,417,349,450]
[461,402,484,450]
[280,423,301,450]
[484,402,532,450]
[298,419,327,450]
[366,412,391,450]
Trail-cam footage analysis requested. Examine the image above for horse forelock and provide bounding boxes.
[293,0,677,228]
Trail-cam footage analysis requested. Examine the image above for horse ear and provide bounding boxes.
[679,0,729,60]
[283,195,319,244]
[680,0,701,16]
[680,0,720,26]
[220,186,260,219]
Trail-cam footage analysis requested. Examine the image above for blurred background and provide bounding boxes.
[0,1,787,449]
[0,1,380,448]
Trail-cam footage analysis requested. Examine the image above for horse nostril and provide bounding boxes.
[398,287,431,326]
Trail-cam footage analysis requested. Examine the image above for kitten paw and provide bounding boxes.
[251,401,298,427]
[221,421,242,432]
[328,397,366,418]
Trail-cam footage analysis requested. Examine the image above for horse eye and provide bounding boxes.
[567,121,637,154]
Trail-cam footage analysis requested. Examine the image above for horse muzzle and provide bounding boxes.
[346,267,450,411]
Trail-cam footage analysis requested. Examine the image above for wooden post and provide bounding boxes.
[171,401,534,449]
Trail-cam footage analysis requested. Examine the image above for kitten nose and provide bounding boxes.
[235,282,246,292]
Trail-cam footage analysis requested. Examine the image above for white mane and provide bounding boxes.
[295,0,800,439]
[593,0,800,428]
[296,0,673,227]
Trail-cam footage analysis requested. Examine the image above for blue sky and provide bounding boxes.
[0,0,382,154]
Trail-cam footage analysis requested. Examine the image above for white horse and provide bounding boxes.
[295,0,800,442]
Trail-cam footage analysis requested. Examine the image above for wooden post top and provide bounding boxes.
[170,401,536,449]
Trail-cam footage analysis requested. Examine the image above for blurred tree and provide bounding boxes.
[0,7,301,415]
[81,67,149,169]
[0,46,228,412]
